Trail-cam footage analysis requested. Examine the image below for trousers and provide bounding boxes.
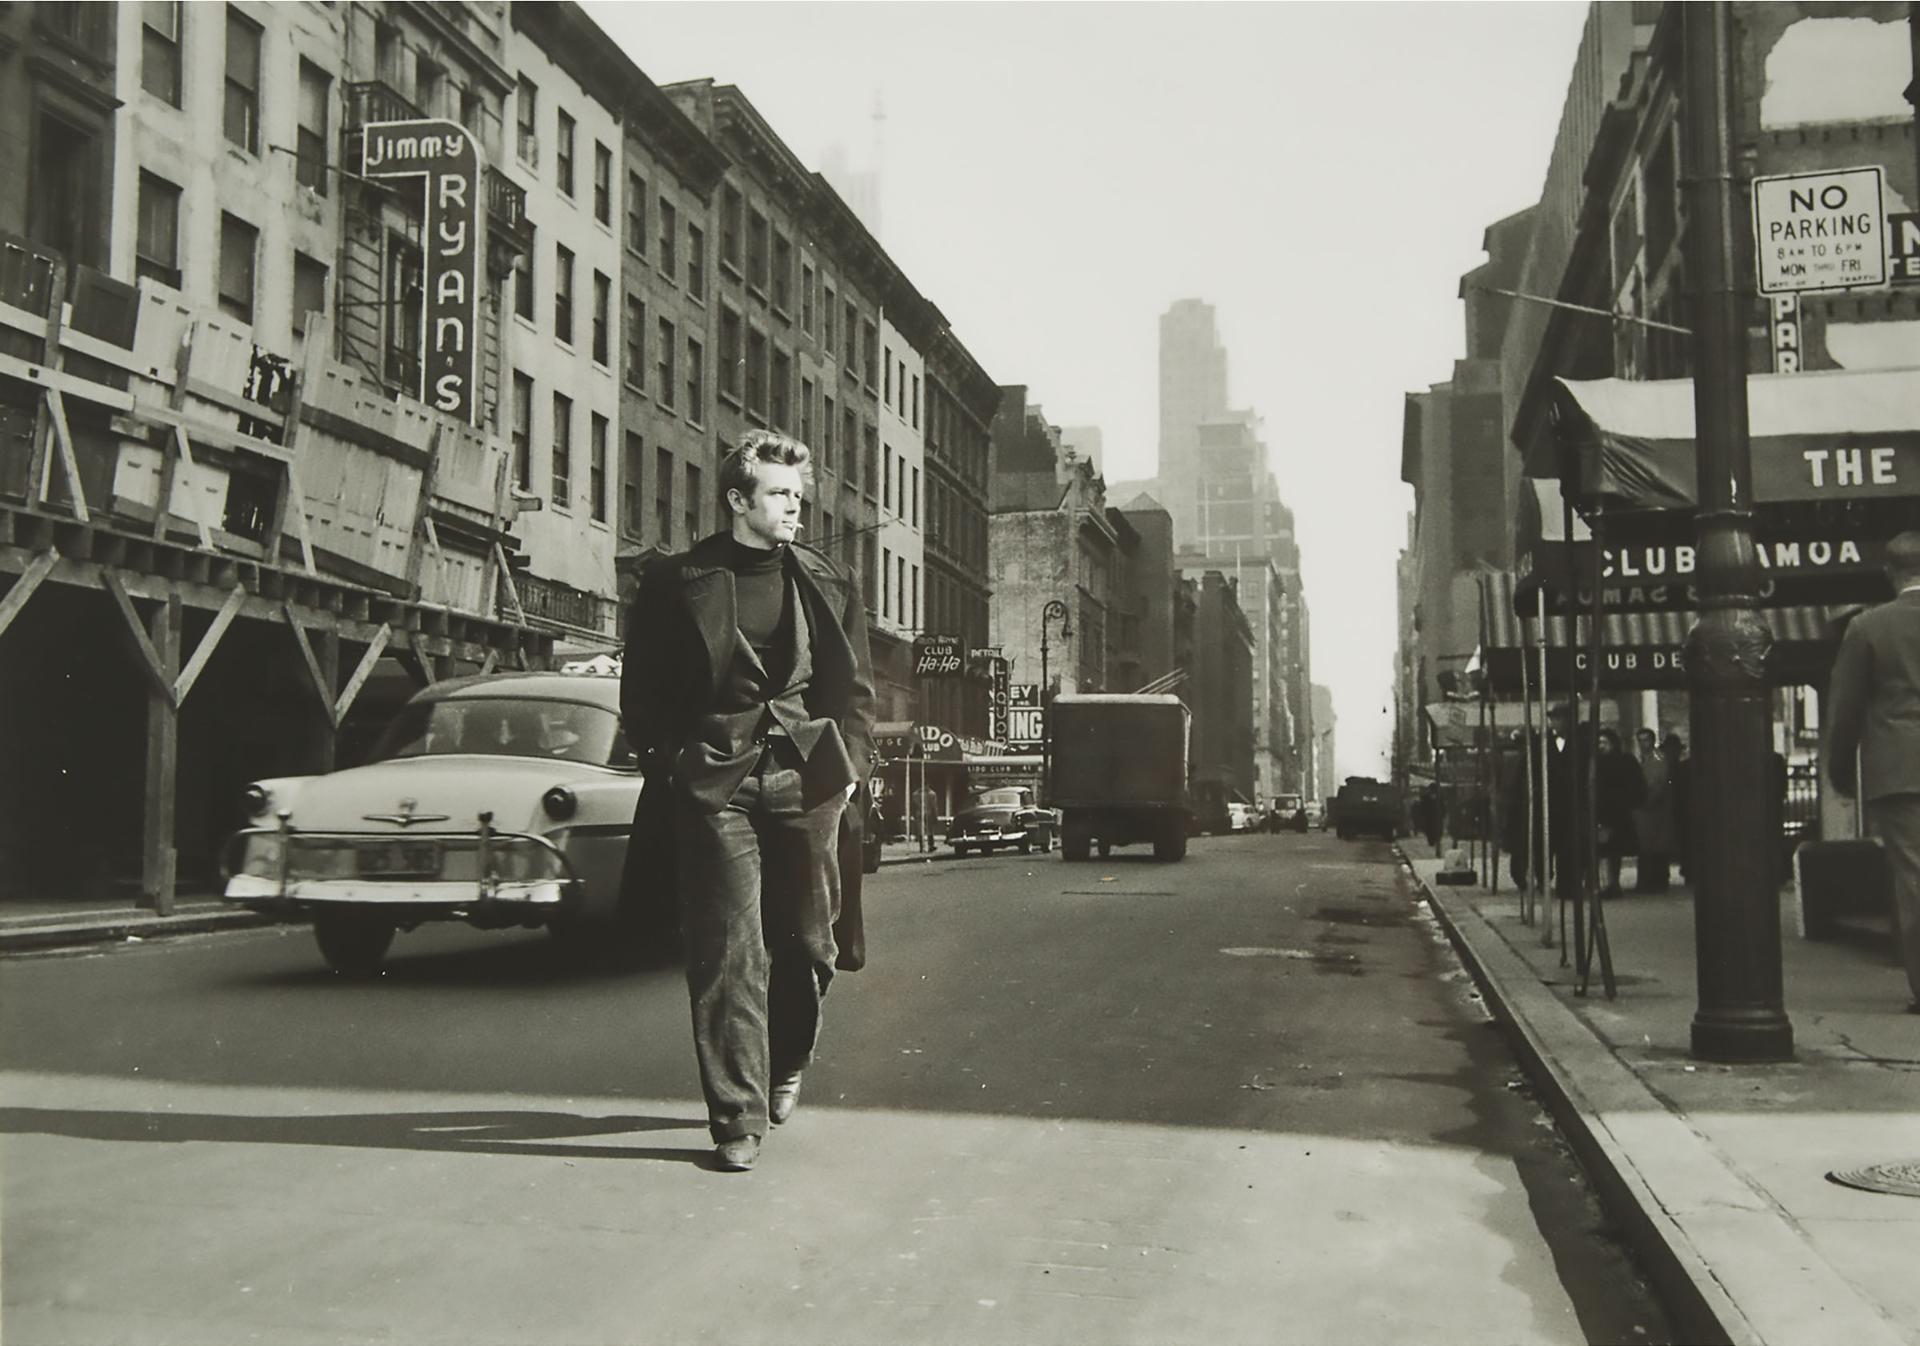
[676,738,844,1141]
[1866,793,1920,1004]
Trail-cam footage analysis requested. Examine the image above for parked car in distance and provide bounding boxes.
[1227,801,1258,832]
[1334,776,1403,842]
[948,786,1056,856]
[221,672,651,976]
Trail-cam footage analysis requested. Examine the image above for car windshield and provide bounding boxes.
[374,698,636,769]
[969,788,1028,809]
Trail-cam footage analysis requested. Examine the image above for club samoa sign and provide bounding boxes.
[361,121,483,426]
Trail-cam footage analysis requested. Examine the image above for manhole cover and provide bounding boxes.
[1827,1161,1920,1197]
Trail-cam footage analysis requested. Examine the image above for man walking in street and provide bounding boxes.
[1824,530,1920,1013]
[621,430,876,1169]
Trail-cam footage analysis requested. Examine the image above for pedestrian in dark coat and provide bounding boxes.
[621,430,876,1171]
[1822,530,1920,1012]
[1593,728,1645,897]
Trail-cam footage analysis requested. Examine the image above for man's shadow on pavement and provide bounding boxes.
[0,1106,710,1164]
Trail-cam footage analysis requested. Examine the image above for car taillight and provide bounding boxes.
[541,786,577,821]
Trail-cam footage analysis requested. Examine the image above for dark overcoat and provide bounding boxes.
[616,532,876,968]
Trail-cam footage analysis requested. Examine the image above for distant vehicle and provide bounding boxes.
[1335,776,1402,842]
[1227,801,1258,832]
[1304,800,1326,829]
[947,786,1056,857]
[1049,694,1192,861]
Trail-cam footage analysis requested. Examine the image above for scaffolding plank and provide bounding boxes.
[173,583,248,704]
[283,600,339,727]
[102,569,179,706]
[334,624,391,724]
[0,546,58,641]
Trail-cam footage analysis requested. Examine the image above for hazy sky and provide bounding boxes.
[586,0,1592,777]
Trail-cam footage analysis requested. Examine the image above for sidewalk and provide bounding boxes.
[1406,848,1919,1346]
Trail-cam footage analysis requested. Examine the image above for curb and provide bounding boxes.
[1398,845,1906,1346]
[0,908,282,953]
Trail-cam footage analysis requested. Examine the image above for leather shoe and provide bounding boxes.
[714,1134,761,1171]
[770,1071,803,1125]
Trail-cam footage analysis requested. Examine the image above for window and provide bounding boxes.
[861,536,876,612]
[591,270,610,365]
[626,172,646,253]
[515,76,537,164]
[882,546,891,620]
[911,465,920,527]
[224,7,262,153]
[719,308,742,401]
[720,186,743,270]
[842,407,857,487]
[771,349,790,429]
[589,413,608,522]
[911,375,920,429]
[883,448,893,513]
[684,463,702,544]
[512,372,533,489]
[747,210,769,292]
[374,20,400,84]
[685,337,704,422]
[911,563,919,629]
[772,232,792,312]
[656,317,676,409]
[512,228,535,322]
[556,110,575,196]
[554,244,573,343]
[822,283,836,352]
[898,556,907,627]
[623,431,643,536]
[624,295,645,387]
[800,377,814,445]
[593,142,612,225]
[296,60,331,193]
[801,265,814,333]
[217,212,257,323]
[292,252,328,338]
[884,349,892,405]
[551,393,573,509]
[142,1,182,107]
[746,328,767,418]
[861,320,878,386]
[658,197,677,278]
[655,447,674,545]
[416,58,444,118]
[863,423,878,498]
[822,393,836,471]
[687,224,705,300]
[842,300,857,368]
[135,172,182,289]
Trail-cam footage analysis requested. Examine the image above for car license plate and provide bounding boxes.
[357,840,441,877]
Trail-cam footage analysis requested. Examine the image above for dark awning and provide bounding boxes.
[1544,369,1920,508]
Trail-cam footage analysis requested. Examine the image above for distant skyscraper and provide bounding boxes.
[819,141,880,237]
[1158,299,1230,543]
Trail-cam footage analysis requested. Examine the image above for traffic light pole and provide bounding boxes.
[1680,2,1793,1062]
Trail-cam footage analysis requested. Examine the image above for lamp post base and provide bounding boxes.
[1690,1008,1794,1063]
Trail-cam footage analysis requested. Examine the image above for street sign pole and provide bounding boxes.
[1681,1,1793,1063]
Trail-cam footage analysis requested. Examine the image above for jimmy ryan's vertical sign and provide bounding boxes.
[361,120,483,426]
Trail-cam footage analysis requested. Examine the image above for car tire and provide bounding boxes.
[1062,822,1091,863]
[1019,840,1032,854]
[1154,825,1188,862]
[1097,840,1112,859]
[314,913,395,978]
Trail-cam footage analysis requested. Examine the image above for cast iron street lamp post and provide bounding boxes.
[1038,599,1072,801]
[1680,1,1793,1062]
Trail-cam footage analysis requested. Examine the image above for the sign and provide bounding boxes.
[1008,705,1045,748]
[1768,294,1801,373]
[913,634,963,677]
[914,724,960,761]
[1752,166,1886,294]
[987,656,1011,742]
[361,120,484,425]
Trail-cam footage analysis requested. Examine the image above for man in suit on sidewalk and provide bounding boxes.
[1824,530,1920,1013]
[621,430,876,1169]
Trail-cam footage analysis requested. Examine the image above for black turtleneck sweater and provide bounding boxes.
[726,535,791,666]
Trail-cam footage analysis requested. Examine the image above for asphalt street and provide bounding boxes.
[1,832,1673,1345]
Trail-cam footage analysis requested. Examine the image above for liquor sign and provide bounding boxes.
[1751,166,1886,294]
[987,656,1011,742]
[361,120,483,425]
[1007,683,1043,748]
[913,633,963,677]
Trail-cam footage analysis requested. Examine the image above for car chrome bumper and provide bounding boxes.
[223,874,572,912]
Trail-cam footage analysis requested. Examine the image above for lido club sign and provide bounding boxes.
[361,120,483,426]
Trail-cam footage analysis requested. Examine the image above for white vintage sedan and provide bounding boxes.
[222,672,649,975]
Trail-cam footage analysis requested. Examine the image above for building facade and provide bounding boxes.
[922,324,997,739]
